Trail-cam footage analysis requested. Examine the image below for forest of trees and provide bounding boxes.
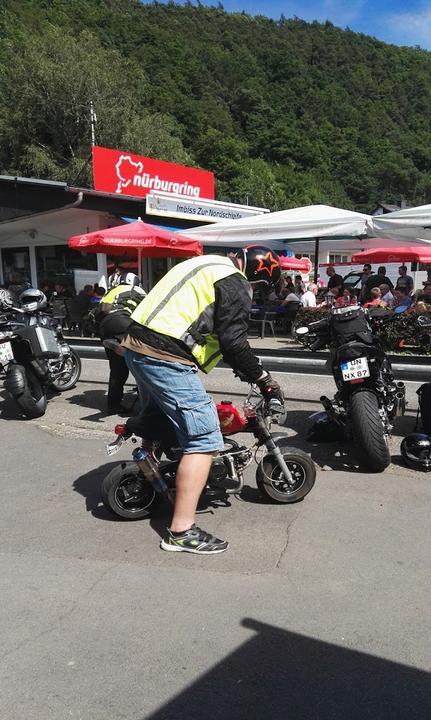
[2,0,431,212]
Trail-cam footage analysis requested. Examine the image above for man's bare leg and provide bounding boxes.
[170,452,214,532]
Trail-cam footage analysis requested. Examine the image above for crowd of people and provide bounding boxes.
[267,262,431,313]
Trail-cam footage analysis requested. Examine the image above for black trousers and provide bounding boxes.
[104,347,129,410]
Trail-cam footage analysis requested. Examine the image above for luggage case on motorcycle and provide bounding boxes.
[330,306,373,345]
[19,325,61,358]
[415,383,431,434]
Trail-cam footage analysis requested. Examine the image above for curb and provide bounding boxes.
[69,342,431,381]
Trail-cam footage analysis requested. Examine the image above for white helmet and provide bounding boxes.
[19,288,47,312]
[119,272,141,287]
[0,288,13,309]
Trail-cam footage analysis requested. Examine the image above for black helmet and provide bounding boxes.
[19,288,47,312]
[307,411,344,442]
[400,433,431,471]
[241,245,281,287]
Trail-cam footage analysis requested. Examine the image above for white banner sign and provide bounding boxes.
[146,191,269,224]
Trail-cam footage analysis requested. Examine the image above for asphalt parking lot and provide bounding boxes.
[0,361,430,719]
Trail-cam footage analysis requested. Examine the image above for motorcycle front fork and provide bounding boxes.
[264,437,295,487]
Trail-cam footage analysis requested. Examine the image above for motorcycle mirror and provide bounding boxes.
[295,326,309,335]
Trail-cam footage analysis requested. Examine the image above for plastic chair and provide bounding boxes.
[248,309,276,339]
[282,301,301,334]
[65,297,90,335]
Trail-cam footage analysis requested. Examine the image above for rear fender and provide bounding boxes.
[4,364,27,396]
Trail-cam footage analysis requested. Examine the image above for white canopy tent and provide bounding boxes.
[371,203,431,243]
[183,204,371,247]
[183,203,431,279]
[184,202,431,247]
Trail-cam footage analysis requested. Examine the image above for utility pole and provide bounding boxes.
[90,101,97,146]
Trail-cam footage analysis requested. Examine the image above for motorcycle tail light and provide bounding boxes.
[115,424,126,435]
[350,379,364,384]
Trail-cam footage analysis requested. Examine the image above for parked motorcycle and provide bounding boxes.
[0,290,81,418]
[102,385,316,519]
[296,305,406,472]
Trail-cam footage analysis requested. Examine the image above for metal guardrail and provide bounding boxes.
[69,340,431,381]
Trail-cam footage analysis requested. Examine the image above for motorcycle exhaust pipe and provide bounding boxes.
[394,388,406,417]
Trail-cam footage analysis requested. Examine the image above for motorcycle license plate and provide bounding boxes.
[340,357,370,381]
[0,340,13,366]
[106,436,124,456]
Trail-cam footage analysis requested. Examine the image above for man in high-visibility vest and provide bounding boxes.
[97,274,145,414]
[123,246,284,554]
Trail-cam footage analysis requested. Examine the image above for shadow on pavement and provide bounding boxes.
[73,461,127,521]
[279,408,363,473]
[145,618,431,720]
[65,388,139,422]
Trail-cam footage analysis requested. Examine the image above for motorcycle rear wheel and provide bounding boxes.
[50,350,81,391]
[256,442,316,503]
[350,390,391,472]
[12,368,47,419]
[102,462,161,519]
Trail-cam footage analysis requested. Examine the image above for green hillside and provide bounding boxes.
[1,0,431,211]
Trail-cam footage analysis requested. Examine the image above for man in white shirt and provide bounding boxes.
[301,283,318,308]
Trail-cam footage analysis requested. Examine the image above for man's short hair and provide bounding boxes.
[307,283,317,292]
[378,266,386,274]
[363,264,372,271]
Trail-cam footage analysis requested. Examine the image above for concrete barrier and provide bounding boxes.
[69,341,431,382]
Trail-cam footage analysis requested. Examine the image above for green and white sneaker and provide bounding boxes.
[160,525,229,554]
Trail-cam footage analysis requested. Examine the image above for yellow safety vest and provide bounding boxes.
[102,285,143,316]
[131,255,244,373]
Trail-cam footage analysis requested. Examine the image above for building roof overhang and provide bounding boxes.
[0,175,204,232]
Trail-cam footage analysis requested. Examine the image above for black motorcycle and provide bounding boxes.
[0,304,81,418]
[102,385,316,519]
[297,305,405,472]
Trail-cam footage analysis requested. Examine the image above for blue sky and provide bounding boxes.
[164,1,431,50]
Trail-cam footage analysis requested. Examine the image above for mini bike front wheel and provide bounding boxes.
[256,442,316,503]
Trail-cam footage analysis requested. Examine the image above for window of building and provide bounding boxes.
[295,253,315,264]
[36,245,97,293]
[329,254,349,264]
[2,247,31,287]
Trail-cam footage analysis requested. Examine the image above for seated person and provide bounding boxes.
[379,283,395,307]
[294,274,305,297]
[89,287,106,304]
[301,283,319,308]
[335,287,358,307]
[393,289,412,309]
[363,287,387,308]
[414,283,431,306]
[363,266,394,302]
[281,276,295,297]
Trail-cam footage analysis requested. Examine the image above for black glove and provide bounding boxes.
[256,372,284,404]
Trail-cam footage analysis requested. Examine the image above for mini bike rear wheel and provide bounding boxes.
[101,462,161,519]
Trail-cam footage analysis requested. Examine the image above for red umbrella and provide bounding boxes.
[280,256,312,273]
[352,245,431,264]
[68,220,203,258]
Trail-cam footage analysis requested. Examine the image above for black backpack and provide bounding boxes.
[416,383,431,434]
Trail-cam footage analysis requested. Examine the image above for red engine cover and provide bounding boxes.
[216,401,247,435]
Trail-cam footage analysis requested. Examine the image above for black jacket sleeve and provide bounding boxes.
[213,274,263,382]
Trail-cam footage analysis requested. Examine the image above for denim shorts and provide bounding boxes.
[124,350,224,454]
